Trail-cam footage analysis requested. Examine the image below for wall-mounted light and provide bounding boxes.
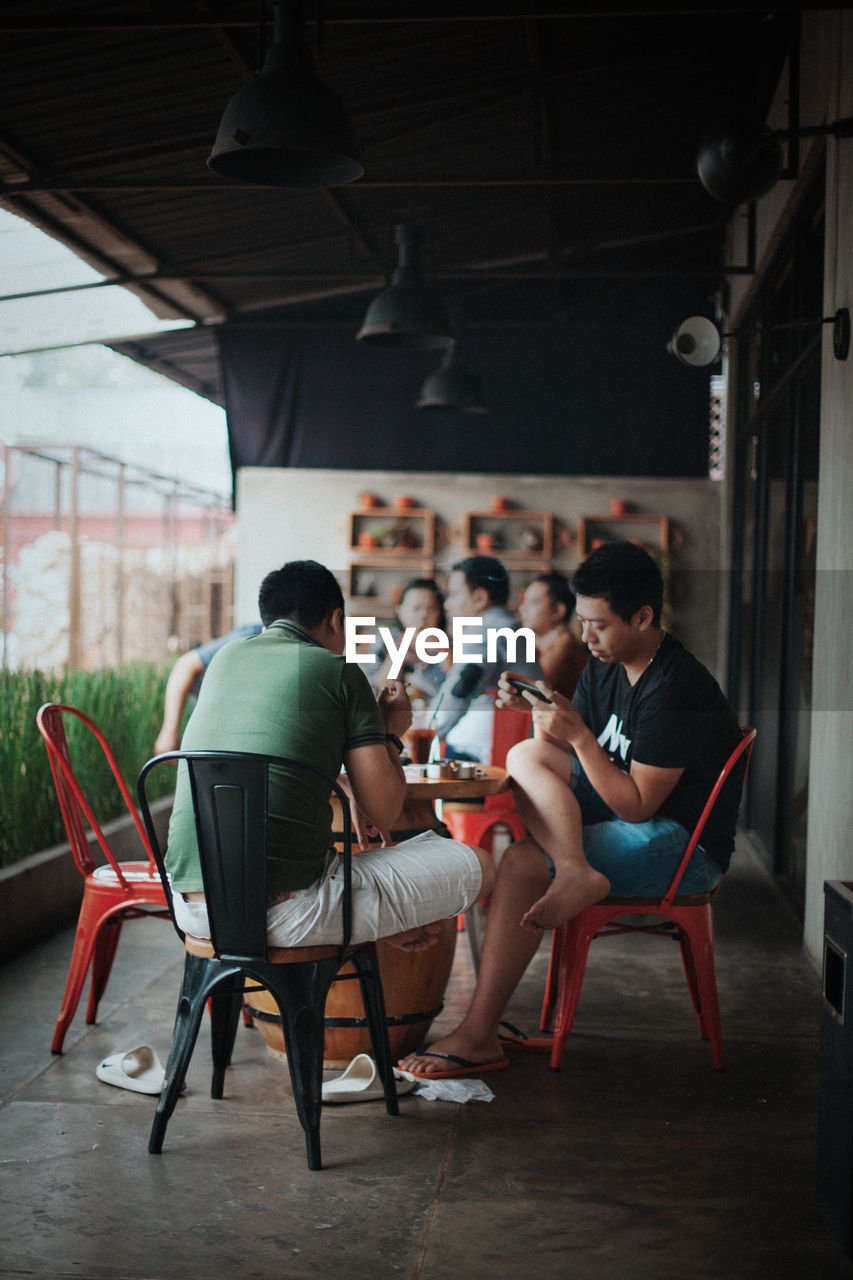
[357,224,454,349]
[667,316,722,367]
[668,308,850,366]
[696,113,853,206]
[207,0,362,186]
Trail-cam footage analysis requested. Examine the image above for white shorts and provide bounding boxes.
[171,830,483,947]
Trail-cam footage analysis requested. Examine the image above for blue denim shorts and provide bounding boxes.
[551,760,723,897]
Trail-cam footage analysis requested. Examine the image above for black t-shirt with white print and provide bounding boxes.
[572,633,743,870]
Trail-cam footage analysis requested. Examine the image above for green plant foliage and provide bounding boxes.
[0,662,174,868]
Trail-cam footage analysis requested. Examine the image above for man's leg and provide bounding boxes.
[383,843,495,952]
[507,738,610,930]
[398,837,551,1072]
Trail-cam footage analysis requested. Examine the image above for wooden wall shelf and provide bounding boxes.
[462,510,554,559]
[347,559,435,613]
[576,514,670,557]
[349,508,435,556]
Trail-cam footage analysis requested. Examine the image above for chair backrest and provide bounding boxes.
[36,702,155,889]
[661,726,757,909]
[489,700,533,769]
[137,750,354,964]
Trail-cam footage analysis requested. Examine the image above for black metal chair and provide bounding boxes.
[137,750,399,1171]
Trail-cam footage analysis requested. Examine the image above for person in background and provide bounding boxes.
[154,623,262,754]
[518,571,589,699]
[430,555,542,763]
[370,578,449,700]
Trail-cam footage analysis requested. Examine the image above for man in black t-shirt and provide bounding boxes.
[398,541,742,1078]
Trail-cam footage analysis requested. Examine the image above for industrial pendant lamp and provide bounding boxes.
[356,224,455,348]
[416,342,489,413]
[207,0,362,186]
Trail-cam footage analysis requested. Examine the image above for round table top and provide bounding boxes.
[401,764,508,801]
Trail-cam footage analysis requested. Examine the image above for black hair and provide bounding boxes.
[571,541,663,625]
[257,560,344,629]
[398,577,447,631]
[531,571,576,620]
[451,555,509,607]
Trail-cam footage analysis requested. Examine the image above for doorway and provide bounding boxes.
[727,179,824,913]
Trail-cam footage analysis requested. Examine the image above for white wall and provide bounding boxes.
[235,468,725,677]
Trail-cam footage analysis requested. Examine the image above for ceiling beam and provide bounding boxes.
[0,6,807,33]
[5,176,702,192]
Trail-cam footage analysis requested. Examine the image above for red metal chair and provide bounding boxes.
[443,700,532,965]
[442,700,532,851]
[541,727,757,1072]
[36,703,172,1054]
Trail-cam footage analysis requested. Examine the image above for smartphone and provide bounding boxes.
[506,675,552,703]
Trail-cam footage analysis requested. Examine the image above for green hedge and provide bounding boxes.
[0,663,176,869]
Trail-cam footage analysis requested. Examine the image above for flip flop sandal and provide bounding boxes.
[95,1045,167,1095]
[498,1020,554,1054]
[403,1045,510,1080]
[322,1053,416,1104]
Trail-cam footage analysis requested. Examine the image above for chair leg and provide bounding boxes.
[539,928,563,1033]
[85,916,123,1024]
[209,987,245,1099]
[350,949,399,1117]
[677,930,708,1036]
[266,961,338,1171]
[464,899,488,973]
[150,954,222,1155]
[51,893,113,1053]
[674,907,725,1070]
[548,916,599,1070]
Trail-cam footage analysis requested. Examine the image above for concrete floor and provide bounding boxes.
[2,837,852,1280]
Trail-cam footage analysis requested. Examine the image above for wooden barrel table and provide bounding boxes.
[244,766,508,1066]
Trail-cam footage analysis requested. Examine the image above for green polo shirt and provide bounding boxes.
[165,620,386,896]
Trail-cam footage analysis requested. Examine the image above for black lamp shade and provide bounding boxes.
[207,4,362,186]
[357,224,454,349]
[417,346,489,412]
[696,116,784,205]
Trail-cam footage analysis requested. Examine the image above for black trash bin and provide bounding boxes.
[819,880,853,1254]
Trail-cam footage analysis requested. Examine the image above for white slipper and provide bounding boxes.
[321,1053,416,1105]
[95,1045,166,1095]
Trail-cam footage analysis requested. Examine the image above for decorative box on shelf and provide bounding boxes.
[576,514,670,557]
[349,508,436,556]
[347,560,436,613]
[462,511,554,559]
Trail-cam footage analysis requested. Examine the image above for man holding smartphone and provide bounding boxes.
[399,541,742,1078]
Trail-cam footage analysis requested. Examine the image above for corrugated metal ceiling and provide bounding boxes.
[0,3,796,405]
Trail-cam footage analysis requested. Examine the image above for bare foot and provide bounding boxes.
[398,1029,505,1075]
[383,921,442,952]
[520,865,610,932]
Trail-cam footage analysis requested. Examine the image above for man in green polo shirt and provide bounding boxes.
[166,559,492,952]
